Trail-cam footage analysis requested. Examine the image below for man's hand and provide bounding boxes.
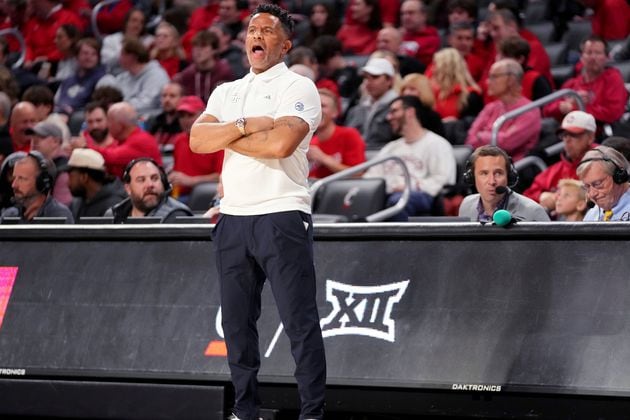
[168,171,196,187]
[539,191,557,211]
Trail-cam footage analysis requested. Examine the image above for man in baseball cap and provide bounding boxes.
[64,148,127,220]
[345,57,399,147]
[168,95,223,199]
[524,110,597,212]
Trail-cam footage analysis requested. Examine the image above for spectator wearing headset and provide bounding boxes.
[577,146,630,221]
[0,151,74,223]
[458,145,550,222]
[105,157,193,223]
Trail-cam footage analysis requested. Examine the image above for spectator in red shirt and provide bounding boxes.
[308,89,366,179]
[376,27,426,76]
[23,0,83,66]
[524,110,597,211]
[150,21,187,79]
[498,36,552,101]
[582,0,630,41]
[399,0,441,67]
[168,96,223,199]
[485,8,552,87]
[336,0,382,56]
[87,102,162,178]
[80,101,118,149]
[447,22,485,82]
[543,35,628,132]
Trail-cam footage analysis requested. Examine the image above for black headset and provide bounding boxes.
[28,151,54,194]
[122,157,171,192]
[463,149,519,188]
[577,148,630,185]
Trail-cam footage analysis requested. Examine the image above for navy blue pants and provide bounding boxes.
[212,211,326,420]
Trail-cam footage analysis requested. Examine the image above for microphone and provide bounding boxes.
[493,209,514,227]
[495,185,508,194]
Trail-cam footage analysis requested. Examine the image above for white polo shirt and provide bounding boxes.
[205,62,321,215]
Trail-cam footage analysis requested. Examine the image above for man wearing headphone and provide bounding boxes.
[577,146,630,221]
[459,145,550,222]
[0,151,74,223]
[106,157,193,223]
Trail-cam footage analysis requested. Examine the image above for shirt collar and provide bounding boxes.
[245,62,288,83]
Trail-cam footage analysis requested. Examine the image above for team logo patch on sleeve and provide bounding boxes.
[295,101,304,111]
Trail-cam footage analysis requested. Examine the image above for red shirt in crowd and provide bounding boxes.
[172,132,223,196]
[584,0,630,40]
[401,26,442,67]
[95,0,132,35]
[91,127,162,178]
[23,5,83,63]
[309,126,366,179]
[336,23,379,56]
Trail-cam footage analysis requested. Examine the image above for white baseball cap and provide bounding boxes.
[62,148,106,172]
[360,58,395,77]
[558,110,596,134]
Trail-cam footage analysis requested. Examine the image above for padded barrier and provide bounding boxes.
[2,223,630,416]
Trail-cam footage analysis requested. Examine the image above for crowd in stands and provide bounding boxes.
[1,0,630,223]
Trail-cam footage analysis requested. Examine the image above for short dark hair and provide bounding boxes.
[251,4,294,37]
[91,86,123,109]
[581,34,609,55]
[447,0,477,19]
[311,35,342,64]
[192,30,219,49]
[393,95,438,131]
[469,145,512,174]
[22,85,54,106]
[122,37,150,63]
[499,35,530,61]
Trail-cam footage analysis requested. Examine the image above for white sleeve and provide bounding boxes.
[275,77,321,132]
[204,83,229,121]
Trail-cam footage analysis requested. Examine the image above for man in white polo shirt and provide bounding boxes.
[189,4,325,420]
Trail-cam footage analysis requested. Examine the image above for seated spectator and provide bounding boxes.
[554,178,588,221]
[22,85,71,142]
[22,0,83,68]
[27,121,71,205]
[294,1,341,48]
[543,36,628,136]
[310,35,362,107]
[398,72,445,137]
[345,57,399,148]
[336,0,381,55]
[308,89,365,179]
[376,27,426,77]
[497,35,552,101]
[1,151,73,223]
[54,38,106,118]
[578,146,630,221]
[447,22,486,82]
[63,148,127,219]
[182,0,220,57]
[459,145,550,222]
[45,23,80,84]
[9,101,37,153]
[150,21,187,79]
[79,101,118,149]
[100,8,154,75]
[429,47,483,121]
[209,22,247,78]
[363,95,456,221]
[466,58,541,161]
[213,0,247,41]
[145,82,183,149]
[168,96,223,199]
[399,0,441,67]
[97,38,170,120]
[78,102,162,178]
[485,6,552,86]
[342,0,400,28]
[524,111,597,211]
[106,158,193,223]
[173,30,234,104]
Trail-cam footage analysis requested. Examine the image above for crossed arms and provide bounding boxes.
[190,114,310,159]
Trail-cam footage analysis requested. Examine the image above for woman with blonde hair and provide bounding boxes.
[397,72,445,137]
[430,47,483,121]
[150,21,187,79]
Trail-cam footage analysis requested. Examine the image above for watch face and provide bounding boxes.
[236,118,245,128]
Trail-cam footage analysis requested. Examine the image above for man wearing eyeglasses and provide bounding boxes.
[524,110,597,213]
[577,146,630,221]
